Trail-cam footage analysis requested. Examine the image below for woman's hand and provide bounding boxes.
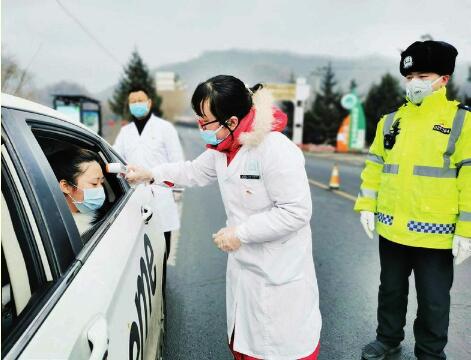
[125,165,154,185]
[213,227,241,252]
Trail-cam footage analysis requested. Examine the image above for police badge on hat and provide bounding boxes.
[403,56,413,69]
[400,40,458,76]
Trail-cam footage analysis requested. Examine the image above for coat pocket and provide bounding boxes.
[240,180,272,211]
[420,196,458,215]
[262,235,305,285]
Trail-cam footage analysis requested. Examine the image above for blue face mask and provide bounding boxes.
[199,125,227,145]
[129,102,149,118]
[69,185,106,214]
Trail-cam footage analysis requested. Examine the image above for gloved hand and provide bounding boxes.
[173,190,183,202]
[125,164,154,184]
[213,227,241,252]
[452,235,471,265]
[360,211,375,240]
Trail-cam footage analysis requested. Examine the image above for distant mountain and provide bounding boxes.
[156,50,399,96]
[36,80,92,107]
[97,49,471,110]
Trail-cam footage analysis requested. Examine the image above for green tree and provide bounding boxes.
[349,79,358,92]
[463,67,471,105]
[446,75,460,101]
[303,62,346,145]
[364,73,404,144]
[109,51,162,119]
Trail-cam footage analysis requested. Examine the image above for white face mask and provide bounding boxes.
[405,76,442,104]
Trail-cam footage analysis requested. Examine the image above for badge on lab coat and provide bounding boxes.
[240,159,261,179]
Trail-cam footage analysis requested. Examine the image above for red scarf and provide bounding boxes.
[206,106,287,165]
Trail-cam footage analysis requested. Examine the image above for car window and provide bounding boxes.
[26,117,129,245]
[1,150,53,352]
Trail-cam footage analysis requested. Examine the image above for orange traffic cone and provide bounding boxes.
[329,164,340,190]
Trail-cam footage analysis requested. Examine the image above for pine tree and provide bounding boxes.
[303,63,346,145]
[364,73,404,144]
[446,75,460,101]
[109,51,162,119]
[464,67,471,105]
[349,79,358,92]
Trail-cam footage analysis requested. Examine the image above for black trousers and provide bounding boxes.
[164,231,171,260]
[376,236,454,359]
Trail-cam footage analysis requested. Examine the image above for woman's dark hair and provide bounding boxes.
[48,148,111,230]
[191,75,263,126]
[48,148,100,186]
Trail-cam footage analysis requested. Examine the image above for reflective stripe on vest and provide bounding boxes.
[413,108,466,178]
[413,166,456,178]
[383,164,399,174]
[359,188,378,199]
[366,153,384,165]
[444,108,467,168]
[459,211,471,222]
[457,158,471,168]
[382,112,397,137]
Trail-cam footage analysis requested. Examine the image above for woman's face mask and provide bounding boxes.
[69,184,106,214]
[199,124,227,145]
[405,76,443,105]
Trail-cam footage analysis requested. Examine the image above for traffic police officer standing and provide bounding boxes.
[355,40,471,359]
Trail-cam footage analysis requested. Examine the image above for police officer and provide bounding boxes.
[355,40,471,359]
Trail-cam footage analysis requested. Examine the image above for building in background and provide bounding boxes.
[155,71,188,121]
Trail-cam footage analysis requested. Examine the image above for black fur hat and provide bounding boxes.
[400,41,458,76]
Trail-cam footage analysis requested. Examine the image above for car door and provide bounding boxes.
[2,107,166,360]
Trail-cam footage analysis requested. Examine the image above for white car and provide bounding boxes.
[1,94,166,359]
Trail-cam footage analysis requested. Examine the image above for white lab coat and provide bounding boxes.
[114,115,184,232]
[151,89,321,359]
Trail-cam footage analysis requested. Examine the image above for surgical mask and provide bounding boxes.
[69,185,106,214]
[405,77,442,104]
[199,125,227,145]
[129,102,149,118]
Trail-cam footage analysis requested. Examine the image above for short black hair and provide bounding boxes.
[191,75,262,125]
[128,86,149,97]
[48,148,100,186]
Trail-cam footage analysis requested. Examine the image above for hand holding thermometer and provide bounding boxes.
[105,162,174,188]
[106,163,128,174]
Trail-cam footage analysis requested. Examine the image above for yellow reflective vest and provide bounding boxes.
[354,87,471,249]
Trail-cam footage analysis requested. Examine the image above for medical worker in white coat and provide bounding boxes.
[125,75,322,360]
[114,86,184,257]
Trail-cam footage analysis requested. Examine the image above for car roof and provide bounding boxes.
[1,92,94,134]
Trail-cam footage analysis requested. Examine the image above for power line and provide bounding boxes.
[55,0,123,69]
[14,42,43,95]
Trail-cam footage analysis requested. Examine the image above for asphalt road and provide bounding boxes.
[164,127,471,360]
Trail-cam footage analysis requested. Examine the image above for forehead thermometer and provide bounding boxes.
[106,163,127,174]
[105,163,175,188]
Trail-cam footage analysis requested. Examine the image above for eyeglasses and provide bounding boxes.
[197,118,220,130]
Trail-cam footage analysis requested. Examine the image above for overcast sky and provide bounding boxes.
[2,0,470,93]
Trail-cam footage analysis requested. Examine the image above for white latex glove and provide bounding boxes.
[173,190,183,202]
[125,164,154,184]
[452,235,471,265]
[360,211,375,240]
[212,227,241,252]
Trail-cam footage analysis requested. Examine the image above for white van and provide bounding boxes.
[1,94,166,360]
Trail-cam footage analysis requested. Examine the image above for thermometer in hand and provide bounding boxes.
[106,163,174,188]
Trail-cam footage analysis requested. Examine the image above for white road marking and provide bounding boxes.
[308,178,357,202]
